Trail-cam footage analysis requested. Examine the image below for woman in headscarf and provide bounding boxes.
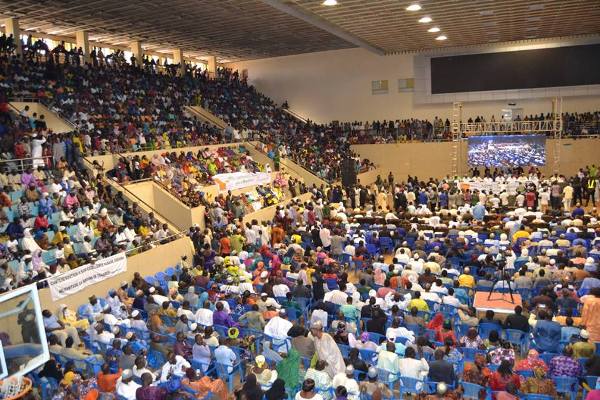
[57,304,89,330]
[265,378,287,400]
[373,267,385,286]
[462,353,492,399]
[520,366,557,397]
[514,349,548,372]
[22,228,42,253]
[235,373,263,400]
[276,347,301,391]
[459,327,485,349]
[427,312,444,332]
[436,320,457,344]
[250,355,278,391]
[182,367,228,400]
[304,360,332,400]
[488,340,516,367]
[489,360,521,395]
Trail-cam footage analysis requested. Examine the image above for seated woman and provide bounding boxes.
[250,355,278,391]
[462,353,492,399]
[182,367,228,400]
[459,327,485,349]
[57,304,90,331]
[514,349,548,373]
[489,360,521,395]
[295,378,324,400]
[488,340,516,367]
[305,360,333,399]
[520,366,557,397]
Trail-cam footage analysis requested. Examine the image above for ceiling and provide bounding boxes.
[0,0,354,62]
[0,0,598,61]
[290,0,600,53]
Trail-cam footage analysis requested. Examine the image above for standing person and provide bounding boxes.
[586,176,597,206]
[582,287,600,343]
[562,182,574,210]
[310,321,345,378]
[550,181,562,210]
[31,133,47,168]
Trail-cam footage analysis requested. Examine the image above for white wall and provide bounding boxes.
[227,47,600,123]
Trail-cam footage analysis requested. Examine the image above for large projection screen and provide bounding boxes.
[468,135,546,167]
[431,44,600,94]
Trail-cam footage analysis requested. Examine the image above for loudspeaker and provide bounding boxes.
[341,158,357,187]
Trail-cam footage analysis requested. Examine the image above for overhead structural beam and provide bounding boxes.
[260,0,385,56]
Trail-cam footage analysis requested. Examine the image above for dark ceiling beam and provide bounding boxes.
[260,0,384,56]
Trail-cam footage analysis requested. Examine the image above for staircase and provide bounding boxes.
[10,101,75,133]
[185,105,227,129]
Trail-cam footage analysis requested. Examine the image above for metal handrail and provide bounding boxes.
[8,95,77,130]
[0,155,53,173]
[81,155,180,233]
[34,229,189,285]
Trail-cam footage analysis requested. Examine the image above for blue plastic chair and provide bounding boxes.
[377,367,399,387]
[516,369,534,378]
[522,394,555,400]
[398,375,422,399]
[461,347,486,363]
[461,381,489,400]
[478,322,501,339]
[583,375,600,398]
[551,376,578,400]
[215,360,242,392]
[359,348,378,364]
[504,329,528,356]
[539,352,560,366]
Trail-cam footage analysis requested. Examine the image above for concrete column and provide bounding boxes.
[4,17,22,56]
[207,55,217,77]
[130,41,143,66]
[173,48,185,76]
[75,31,89,63]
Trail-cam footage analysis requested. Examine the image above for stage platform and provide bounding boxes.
[473,291,522,314]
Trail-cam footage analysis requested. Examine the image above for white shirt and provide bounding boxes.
[331,374,360,400]
[272,284,290,298]
[116,379,141,400]
[319,228,332,247]
[195,309,214,327]
[442,295,461,307]
[159,355,190,382]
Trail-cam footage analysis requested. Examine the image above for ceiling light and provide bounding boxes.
[406,4,422,11]
[322,0,338,5]
[436,35,447,41]
[427,27,440,33]
[418,16,432,23]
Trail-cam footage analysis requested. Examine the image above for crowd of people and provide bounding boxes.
[0,38,375,184]
[1,30,600,400]
[0,150,174,292]
[331,111,600,145]
[25,161,600,400]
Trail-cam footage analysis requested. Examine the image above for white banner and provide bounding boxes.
[212,172,271,191]
[47,252,127,301]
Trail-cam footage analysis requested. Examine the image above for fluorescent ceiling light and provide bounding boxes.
[427,27,440,33]
[436,35,447,41]
[406,4,422,11]
[418,16,432,23]
[322,0,338,5]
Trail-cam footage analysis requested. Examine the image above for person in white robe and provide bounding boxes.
[310,320,345,378]
[263,310,293,352]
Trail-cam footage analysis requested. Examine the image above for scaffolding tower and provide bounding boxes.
[450,102,463,177]
[552,97,563,173]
